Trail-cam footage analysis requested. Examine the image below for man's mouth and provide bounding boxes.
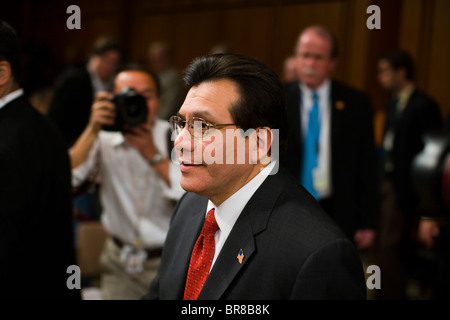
[179,160,203,172]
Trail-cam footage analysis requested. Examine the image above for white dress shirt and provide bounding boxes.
[299,80,332,199]
[382,84,416,153]
[72,119,185,249]
[207,161,276,270]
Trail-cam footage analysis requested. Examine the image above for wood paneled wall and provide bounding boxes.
[2,0,449,144]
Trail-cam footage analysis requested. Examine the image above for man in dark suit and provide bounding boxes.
[47,37,122,221]
[47,36,122,148]
[377,49,442,299]
[281,25,378,251]
[0,19,80,299]
[144,53,366,300]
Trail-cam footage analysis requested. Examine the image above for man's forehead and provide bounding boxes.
[116,70,152,81]
[115,71,156,88]
[188,80,238,104]
[179,80,238,119]
[297,30,332,51]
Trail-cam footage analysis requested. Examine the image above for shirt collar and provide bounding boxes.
[299,79,331,109]
[206,161,276,235]
[396,83,415,112]
[0,88,24,110]
[397,83,415,100]
[111,132,125,147]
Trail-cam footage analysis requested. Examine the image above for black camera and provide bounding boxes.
[103,87,148,132]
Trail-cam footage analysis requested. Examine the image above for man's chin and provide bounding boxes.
[180,180,205,196]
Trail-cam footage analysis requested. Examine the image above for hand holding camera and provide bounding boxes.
[88,88,159,164]
[89,91,116,134]
[102,87,148,132]
[123,121,158,161]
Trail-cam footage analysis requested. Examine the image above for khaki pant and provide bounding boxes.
[99,237,161,300]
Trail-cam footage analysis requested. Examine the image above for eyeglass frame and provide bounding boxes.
[169,115,238,137]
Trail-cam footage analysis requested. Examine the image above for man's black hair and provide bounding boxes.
[183,53,288,151]
[89,36,123,57]
[0,19,22,83]
[379,49,415,81]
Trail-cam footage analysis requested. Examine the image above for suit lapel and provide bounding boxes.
[0,95,28,120]
[330,80,339,151]
[197,171,286,299]
[291,83,303,152]
[330,80,348,170]
[198,212,256,300]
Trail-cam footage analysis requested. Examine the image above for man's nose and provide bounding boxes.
[305,56,315,67]
[174,126,195,153]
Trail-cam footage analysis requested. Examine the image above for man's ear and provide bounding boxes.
[328,57,337,73]
[397,67,408,81]
[0,61,12,87]
[249,126,273,164]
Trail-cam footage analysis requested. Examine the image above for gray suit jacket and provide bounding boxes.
[144,167,366,300]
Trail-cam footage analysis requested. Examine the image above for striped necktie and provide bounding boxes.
[183,208,219,300]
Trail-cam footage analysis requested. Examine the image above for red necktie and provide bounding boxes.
[183,208,219,300]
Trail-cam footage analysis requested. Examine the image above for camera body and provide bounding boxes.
[102,87,148,132]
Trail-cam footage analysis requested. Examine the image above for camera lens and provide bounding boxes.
[125,96,145,118]
[103,87,148,132]
[120,88,148,126]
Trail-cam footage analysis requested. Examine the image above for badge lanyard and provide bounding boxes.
[121,144,154,275]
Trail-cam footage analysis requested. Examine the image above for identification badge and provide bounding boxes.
[125,249,147,276]
[119,244,133,262]
[313,167,329,193]
[383,130,394,151]
[120,243,147,276]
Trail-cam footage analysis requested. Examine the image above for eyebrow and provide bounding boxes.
[140,88,156,95]
[176,111,216,121]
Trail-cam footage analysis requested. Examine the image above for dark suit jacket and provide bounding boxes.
[384,88,442,214]
[47,67,94,147]
[0,95,81,299]
[281,80,378,240]
[145,167,366,300]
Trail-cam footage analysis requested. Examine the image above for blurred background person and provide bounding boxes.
[282,55,298,83]
[47,36,123,223]
[376,48,443,299]
[282,25,378,255]
[48,35,123,148]
[413,135,450,300]
[0,19,80,300]
[69,64,185,299]
[148,41,183,121]
[416,195,450,300]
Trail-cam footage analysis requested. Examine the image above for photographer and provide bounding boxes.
[70,64,185,300]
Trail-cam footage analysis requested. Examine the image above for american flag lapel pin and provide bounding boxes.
[237,248,244,264]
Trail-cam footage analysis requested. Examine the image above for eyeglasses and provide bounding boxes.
[169,115,237,137]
